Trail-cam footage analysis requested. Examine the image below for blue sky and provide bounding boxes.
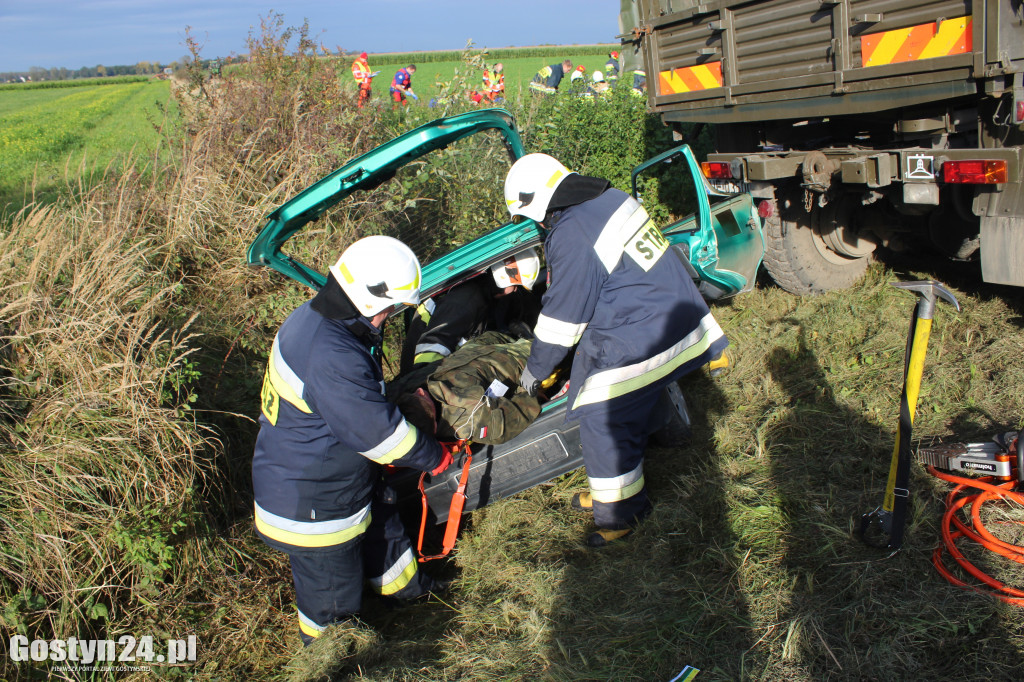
[0,0,623,73]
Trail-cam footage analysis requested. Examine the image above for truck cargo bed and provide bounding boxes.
[629,0,1022,124]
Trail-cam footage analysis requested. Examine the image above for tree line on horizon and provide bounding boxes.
[0,56,238,84]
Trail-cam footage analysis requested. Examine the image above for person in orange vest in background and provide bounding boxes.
[482,62,505,102]
[351,52,377,108]
[390,64,418,106]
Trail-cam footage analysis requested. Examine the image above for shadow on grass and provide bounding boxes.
[525,368,758,680]
[762,331,1022,680]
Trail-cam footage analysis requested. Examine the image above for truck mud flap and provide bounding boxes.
[393,409,582,523]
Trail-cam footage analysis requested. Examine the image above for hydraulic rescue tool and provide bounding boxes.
[924,428,1024,605]
[929,428,1024,602]
[859,280,960,551]
[917,430,1024,481]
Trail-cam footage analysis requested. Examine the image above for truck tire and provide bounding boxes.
[763,198,871,296]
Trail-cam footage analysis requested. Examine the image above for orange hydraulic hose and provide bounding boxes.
[927,465,1024,606]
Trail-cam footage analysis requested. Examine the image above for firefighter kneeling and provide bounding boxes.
[251,236,454,645]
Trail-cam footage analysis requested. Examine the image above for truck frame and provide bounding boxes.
[620,0,1024,294]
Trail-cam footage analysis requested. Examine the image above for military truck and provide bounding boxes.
[619,0,1024,294]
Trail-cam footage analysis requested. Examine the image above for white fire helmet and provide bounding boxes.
[490,247,541,291]
[504,153,574,223]
[329,235,421,316]
[592,70,605,83]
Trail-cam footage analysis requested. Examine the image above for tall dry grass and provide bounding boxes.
[0,184,213,660]
[0,17,391,679]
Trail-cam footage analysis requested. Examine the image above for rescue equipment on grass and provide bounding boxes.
[858,280,960,550]
[921,429,1024,606]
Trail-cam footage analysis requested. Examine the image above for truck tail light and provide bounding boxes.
[701,162,733,179]
[942,160,1007,184]
[1016,100,1024,125]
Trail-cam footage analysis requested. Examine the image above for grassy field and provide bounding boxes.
[1,30,1023,681]
[0,79,174,210]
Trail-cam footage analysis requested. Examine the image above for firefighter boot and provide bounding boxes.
[570,491,593,512]
[585,501,652,548]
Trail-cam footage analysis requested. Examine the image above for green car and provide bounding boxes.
[247,108,764,521]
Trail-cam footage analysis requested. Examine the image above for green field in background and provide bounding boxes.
[0,79,174,210]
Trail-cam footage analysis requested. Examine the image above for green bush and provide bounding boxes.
[512,86,702,226]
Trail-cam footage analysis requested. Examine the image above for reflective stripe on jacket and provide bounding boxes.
[483,69,504,94]
[527,188,728,415]
[400,277,490,373]
[532,63,566,90]
[252,300,441,551]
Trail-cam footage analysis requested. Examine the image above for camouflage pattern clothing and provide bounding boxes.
[388,332,541,445]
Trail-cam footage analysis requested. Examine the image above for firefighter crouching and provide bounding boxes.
[505,154,729,547]
[252,236,456,644]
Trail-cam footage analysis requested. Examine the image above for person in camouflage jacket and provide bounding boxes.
[388,331,542,445]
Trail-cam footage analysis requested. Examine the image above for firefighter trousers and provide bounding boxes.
[288,484,432,645]
[579,383,667,529]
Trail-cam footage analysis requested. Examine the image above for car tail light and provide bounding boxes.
[701,162,733,179]
[757,200,774,219]
[942,159,1008,184]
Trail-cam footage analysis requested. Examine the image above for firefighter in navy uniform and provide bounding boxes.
[529,59,573,94]
[604,50,621,82]
[504,154,729,547]
[400,248,541,373]
[252,235,456,645]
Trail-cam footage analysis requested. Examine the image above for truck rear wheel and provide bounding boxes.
[763,196,873,295]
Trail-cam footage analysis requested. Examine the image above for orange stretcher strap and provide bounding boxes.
[417,440,472,562]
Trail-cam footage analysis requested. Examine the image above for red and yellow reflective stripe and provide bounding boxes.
[657,61,723,96]
[861,16,971,68]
